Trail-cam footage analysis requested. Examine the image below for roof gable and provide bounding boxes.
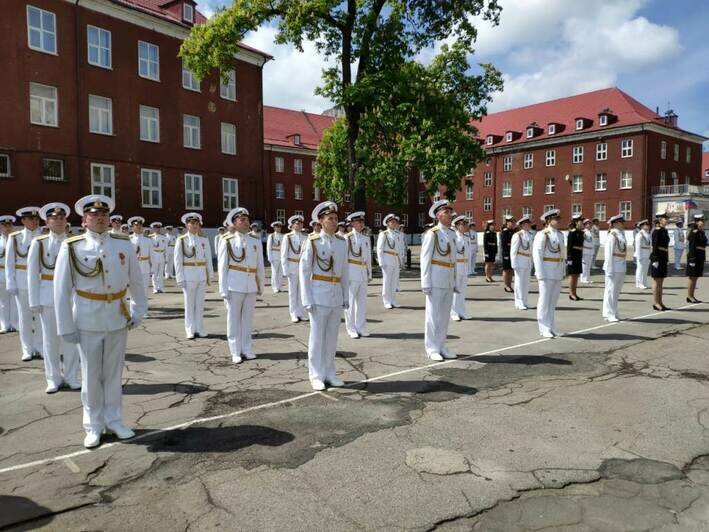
[263,106,335,150]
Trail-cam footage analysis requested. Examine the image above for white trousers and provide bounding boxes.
[513,268,531,309]
[182,280,207,336]
[537,279,562,335]
[451,271,469,319]
[225,291,256,358]
[77,328,128,434]
[15,289,43,357]
[40,305,80,388]
[345,281,368,335]
[270,259,284,292]
[141,272,151,298]
[0,282,18,331]
[591,245,600,268]
[581,254,593,283]
[165,250,175,278]
[307,304,341,382]
[425,287,454,356]
[674,247,683,269]
[152,259,165,292]
[381,265,400,307]
[602,272,625,320]
[287,273,306,321]
[635,258,650,288]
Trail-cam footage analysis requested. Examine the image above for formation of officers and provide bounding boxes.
[0,195,706,449]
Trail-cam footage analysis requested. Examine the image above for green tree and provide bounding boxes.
[181,0,503,209]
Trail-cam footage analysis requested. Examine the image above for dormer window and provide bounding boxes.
[183,3,194,23]
[486,135,493,146]
[506,132,513,142]
[548,124,556,135]
[526,127,534,138]
[599,114,608,126]
[575,118,584,130]
[293,134,301,145]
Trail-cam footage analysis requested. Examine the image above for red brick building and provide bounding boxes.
[702,152,709,184]
[451,88,706,225]
[0,0,270,225]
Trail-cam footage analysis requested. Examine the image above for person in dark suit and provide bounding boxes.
[685,214,706,303]
[500,215,516,293]
[650,211,671,310]
[483,220,498,283]
[566,214,585,300]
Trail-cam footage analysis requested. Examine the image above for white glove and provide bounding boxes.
[220,293,228,300]
[422,287,432,295]
[305,304,316,313]
[453,287,460,294]
[176,281,186,289]
[62,332,80,344]
[127,316,142,330]
[652,262,659,268]
[689,262,695,267]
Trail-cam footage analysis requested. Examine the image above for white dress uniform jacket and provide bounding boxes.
[602,229,627,321]
[633,230,651,288]
[267,232,285,292]
[28,232,80,388]
[451,230,470,320]
[377,229,401,307]
[421,224,457,357]
[165,232,177,279]
[510,230,532,309]
[467,230,478,274]
[300,232,349,383]
[344,230,372,337]
[130,233,153,296]
[580,228,595,283]
[281,231,307,321]
[174,233,214,337]
[0,233,19,333]
[672,227,685,269]
[533,228,565,336]
[150,233,168,292]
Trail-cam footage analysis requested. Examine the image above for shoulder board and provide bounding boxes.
[502,228,508,232]
[345,232,354,239]
[335,234,345,240]
[431,226,440,232]
[177,234,189,240]
[35,234,50,241]
[9,230,22,237]
[109,232,129,240]
[308,234,320,241]
[543,228,551,234]
[66,234,86,244]
[692,229,698,233]
[248,233,259,240]
[222,234,234,241]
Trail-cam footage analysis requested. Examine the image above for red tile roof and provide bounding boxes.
[263,106,335,150]
[474,87,671,146]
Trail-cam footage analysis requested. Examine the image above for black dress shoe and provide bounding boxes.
[661,305,670,311]
[653,304,663,311]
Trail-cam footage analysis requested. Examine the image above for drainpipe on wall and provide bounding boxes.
[641,124,648,223]
[74,0,83,196]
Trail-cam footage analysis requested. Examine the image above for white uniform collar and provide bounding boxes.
[87,229,108,242]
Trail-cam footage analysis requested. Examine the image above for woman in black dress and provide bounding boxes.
[650,211,670,310]
[686,214,706,303]
[566,215,584,300]
[500,215,516,292]
[483,220,498,282]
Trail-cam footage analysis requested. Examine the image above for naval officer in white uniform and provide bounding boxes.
[633,219,651,289]
[0,215,19,334]
[421,200,457,361]
[54,195,148,448]
[510,215,533,310]
[450,214,471,321]
[149,222,168,293]
[28,202,81,393]
[164,225,177,279]
[267,221,285,293]
[377,214,403,309]
[602,214,627,322]
[532,209,565,337]
[300,201,349,390]
[128,216,152,297]
[344,211,372,338]
[174,212,213,339]
[281,215,308,322]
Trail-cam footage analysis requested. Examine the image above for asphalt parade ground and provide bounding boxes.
[1,258,708,531]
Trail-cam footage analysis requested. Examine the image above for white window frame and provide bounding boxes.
[505,132,513,142]
[138,40,160,81]
[502,181,512,198]
[595,173,607,191]
[312,187,320,201]
[276,209,286,224]
[619,201,632,220]
[620,170,632,190]
[503,156,512,172]
[275,156,284,173]
[419,191,427,204]
[294,159,303,175]
[293,134,301,145]
[572,146,583,164]
[547,124,556,135]
[526,127,534,138]
[29,82,58,127]
[222,178,238,211]
[42,158,64,182]
[90,163,114,198]
[183,114,201,149]
[502,207,512,217]
[596,142,608,161]
[523,153,533,169]
[522,206,532,218]
[139,105,160,143]
[572,203,582,217]
[27,5,56,55]
[432,191,441,202]
[522,179,533,196]
[275,183,285,199]
[465,183,473,200]
[686,146,691,164]
[659,171,666,187]
[183,3,194,23]
[374,212,382,227]
[141,168,162,208]
[0,154,11,177]
[221,122,236,155]
[599,114,608,126]
[294,184,303,200]
[545,176,555,194]
[87,25,111,69]
[483,197,492,212]
[418,212,426,228]
[543,204,555,214]
[486,136,493,146]
[673,143,680,162]
[621,139,633,158]
[182,59,200,92]
[88,94,113,135]
[660,140,667,160]
[184,173,203,210]
[545,150,556,167]
[294,209,304,217]
[483,171,492,187]
[220,69,236,101]
[572,175,583,193]
[575,119,584,130]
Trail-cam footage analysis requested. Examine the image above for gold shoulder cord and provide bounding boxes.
[38,239,56,270]
[614,232,627,253]
[348,235,362,258]
[181,237,196,259]
[385,231,396,250]
[227,238,245,263]
[544,233,560,253]
[287,234,301,254]
[520,233,531,251]
[434,232,451,257]
[311,239,334,272]
[68,241,103,278]
[13,234,28,259]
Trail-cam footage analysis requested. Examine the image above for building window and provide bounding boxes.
[502,207,512,217]
[464,210,473,220]
[432,190,441,202]
[294,184,303,200]
[184,173,202,209]
[502,182,512,197]
[572,175,583,192]
[183,114,201,149]
[465,183,473,200]
[572,203,582,217]
[419,171,426,183]
[141,169,162,207]
[139,105,160,143]
[505,132,513,142]
[660,140,667,160]
[527,127,534,138]
[545,177,555,194]
[686,146,691,163]
[27,5,56,55]
[483,197,492,212]
[548,124,556,135]
[523,153,533,169]
[416,191,425,205]
[619,201,632,220]
[42,158,65,182]
[671,171,678,186]
[503,156,512,172]
[595,173,607,191]
[221,122,236,155]
[275,183,285,199]
[182,59,200,91]
[138,41,159,81]
[572,146,583,164]
[87,25,111,68]
[673,143,680,162]
[220,69,236,101]
[522,179,533,196]
[312,187,320,201]
[659,171,666,187]
[0,154,10,177]
[344,191,352,202]
[483,172,492,186]
[275,156,284,173]
[575,119,584,130]
[599,115,608,126]
[596,142,608,161]
[543,204,555,213]
[88,95,112,135]
[29,83,58,127]
[545,150,556,167]
[486,136,493,146]
[374,212,382,226]
[91,163,114,198]
[417,212,426,228]
[276,209,286,224]
[183,3,194,22]
[292,134,301,145]
[222,178,238,210]
[294,209,304,217]
[522,206,532,217]
[594,202,606,222]
[621,139,633,158]
[620,170,632,189]
[400,214,409,228]
[294,159,303,174]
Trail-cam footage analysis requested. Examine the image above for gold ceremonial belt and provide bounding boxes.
[658,247,668,251]
[138,256,150,261]
[15,264,27,270]
[543,257,561,262]
[456,259,468,263]
[41,274,54,281]
[183,261,206,267]
[229,265,257,273]
[348,259,366,266]
[76,288,127,302]
[383,251,398,256]
[272,247,281,250]
[431,259,453,268]
[572,246,583,250]
[583,246,593,250]
[696,246,706,251]
[154,249,165,253]
[517,251,530,257]
[613,253,626,258]
[312,274,341,283]
[287,258,300,263]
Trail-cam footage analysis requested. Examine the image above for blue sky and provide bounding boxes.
[201,0,709,149]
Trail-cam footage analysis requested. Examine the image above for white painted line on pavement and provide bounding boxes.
[0,303,701,475]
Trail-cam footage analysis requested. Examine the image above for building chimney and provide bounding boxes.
[664,110,678,128]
